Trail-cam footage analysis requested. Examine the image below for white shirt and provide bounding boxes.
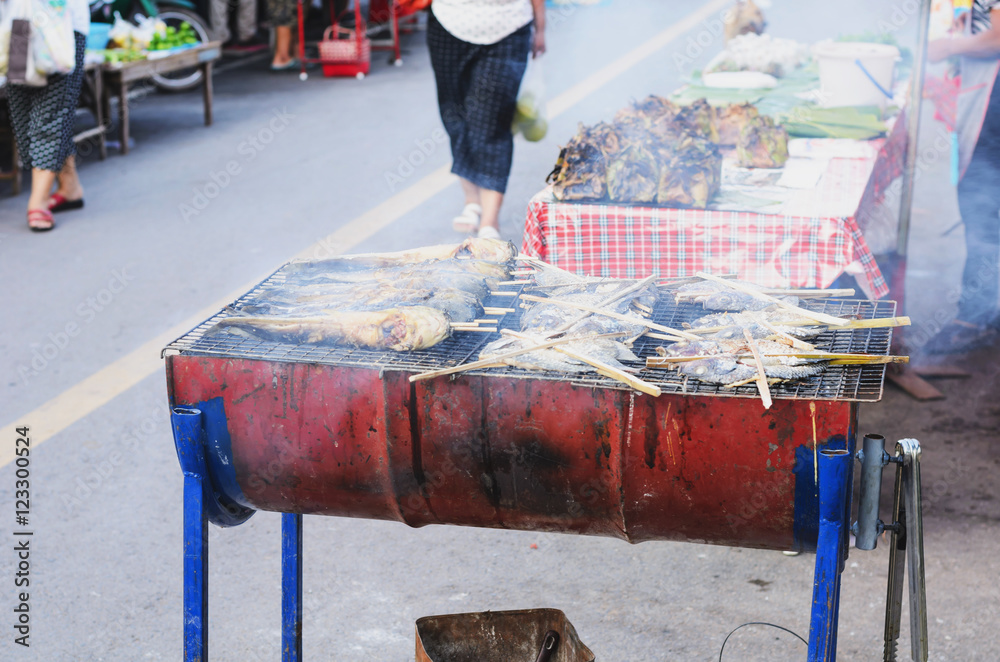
[432,0,533,45]
[69,0,91,36]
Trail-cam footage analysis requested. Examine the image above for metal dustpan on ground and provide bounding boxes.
[415,608,595,662]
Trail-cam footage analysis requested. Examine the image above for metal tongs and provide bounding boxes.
[853,435,928,661]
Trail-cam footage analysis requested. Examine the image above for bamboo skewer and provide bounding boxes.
[520,293,700,342]
[743,329,773,409]
[409,332,627,382]
[497,279,532,286]
[755,318,815,351]
[542,276,659,337]
[672,287,856,298]
[503,330,661,397]
[646,353,909,367]
[694,272,851,326]
[489,291,519,297]
[684,316,911,336]
[482,307,515,314]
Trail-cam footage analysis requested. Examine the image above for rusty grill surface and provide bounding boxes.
[164,268,896,402]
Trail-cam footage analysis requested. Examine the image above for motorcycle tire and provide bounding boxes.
[131,7,212,92]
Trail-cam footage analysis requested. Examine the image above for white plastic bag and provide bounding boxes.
[512,56,548,142]
[0,0,75,83]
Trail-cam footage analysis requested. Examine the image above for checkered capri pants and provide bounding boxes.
[6,32,87,173]
[427,12,531,194]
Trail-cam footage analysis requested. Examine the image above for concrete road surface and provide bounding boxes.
[0,0,997,660]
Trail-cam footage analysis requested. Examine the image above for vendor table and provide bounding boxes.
[523,114,908,301]
[101,42,221,155]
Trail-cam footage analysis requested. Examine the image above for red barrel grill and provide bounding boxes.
[164,270,926,661]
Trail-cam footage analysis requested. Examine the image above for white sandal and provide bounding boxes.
[452,203,482,233]
[476,226,501,240]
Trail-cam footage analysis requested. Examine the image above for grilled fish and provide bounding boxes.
[688,310,825,340]
[208,306,451,351]
[661,338,828,384]
[673,280,801,311]
[480,335,639,375]
[288,237,517,271]
[238,287,485,324]
[288,258,512,283]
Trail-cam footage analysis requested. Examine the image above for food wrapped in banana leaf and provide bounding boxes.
[548,122,616,201]
[607,144,659,204]
[737,115,789,168]
[673,98,719,142]
[631,94,680,121]
[714,103,760,146]
[656,135,722,208]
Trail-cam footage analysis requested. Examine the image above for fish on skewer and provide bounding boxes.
[207,306,452,352]
[289,237,517,270]
[672,279,802,311]
[687,310,825,341]
[655,338,828,385]
[237,287,486,324]
[280,266,501,296]
[254,270,495,303]
[288,257,513,283]
[480,333,641,376]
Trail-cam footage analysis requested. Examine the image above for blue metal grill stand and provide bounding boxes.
[171,408,210,662]
[808,448,852,661]
[168,405,924,662]
[282,514,304,662]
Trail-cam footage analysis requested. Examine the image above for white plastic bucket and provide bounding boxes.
[813,41,899,108]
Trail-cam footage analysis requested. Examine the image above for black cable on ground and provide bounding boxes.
[718,621,808,661]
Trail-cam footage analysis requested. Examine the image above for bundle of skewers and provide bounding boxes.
[411,264,909,409]
[205,237,527,352]
[411,260,703,396]
[648,273,910,408]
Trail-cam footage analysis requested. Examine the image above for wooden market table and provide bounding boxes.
[522,115,908,301]
[101,42,221,155]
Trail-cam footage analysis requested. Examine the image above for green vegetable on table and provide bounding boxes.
[777,106,888,140]
[149,22,200,51]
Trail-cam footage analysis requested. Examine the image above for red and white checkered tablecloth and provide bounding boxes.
[522,119,907,300]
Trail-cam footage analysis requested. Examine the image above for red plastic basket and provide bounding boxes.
[319,25,371,78]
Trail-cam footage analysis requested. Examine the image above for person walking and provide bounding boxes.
[5,0,90,231]
[266,0,298,70]
[427,0,546,239]
[211,0,259,46]
[925,1,1000,351]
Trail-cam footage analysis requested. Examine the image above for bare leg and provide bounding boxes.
[479,189,503,232]
[52,155,84,203]
[272,26,294,67]
[28,168,57,211]
[459,177,481,206]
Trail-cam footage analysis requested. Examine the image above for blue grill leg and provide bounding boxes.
[282,513,303,661]
[171,407,210,662]
[808,448,852,661]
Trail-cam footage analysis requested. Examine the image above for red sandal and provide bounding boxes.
[27,209,55,232]
[48,193,84,212]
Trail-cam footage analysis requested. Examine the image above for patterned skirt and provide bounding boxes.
[6,32,87,172]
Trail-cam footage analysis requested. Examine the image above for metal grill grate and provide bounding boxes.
[164,270,897,402]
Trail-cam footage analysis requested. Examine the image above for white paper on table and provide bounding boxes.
[788,138,877,160]
[776,157,829,189]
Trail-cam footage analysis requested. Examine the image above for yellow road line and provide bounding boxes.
[0,0,730,467]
